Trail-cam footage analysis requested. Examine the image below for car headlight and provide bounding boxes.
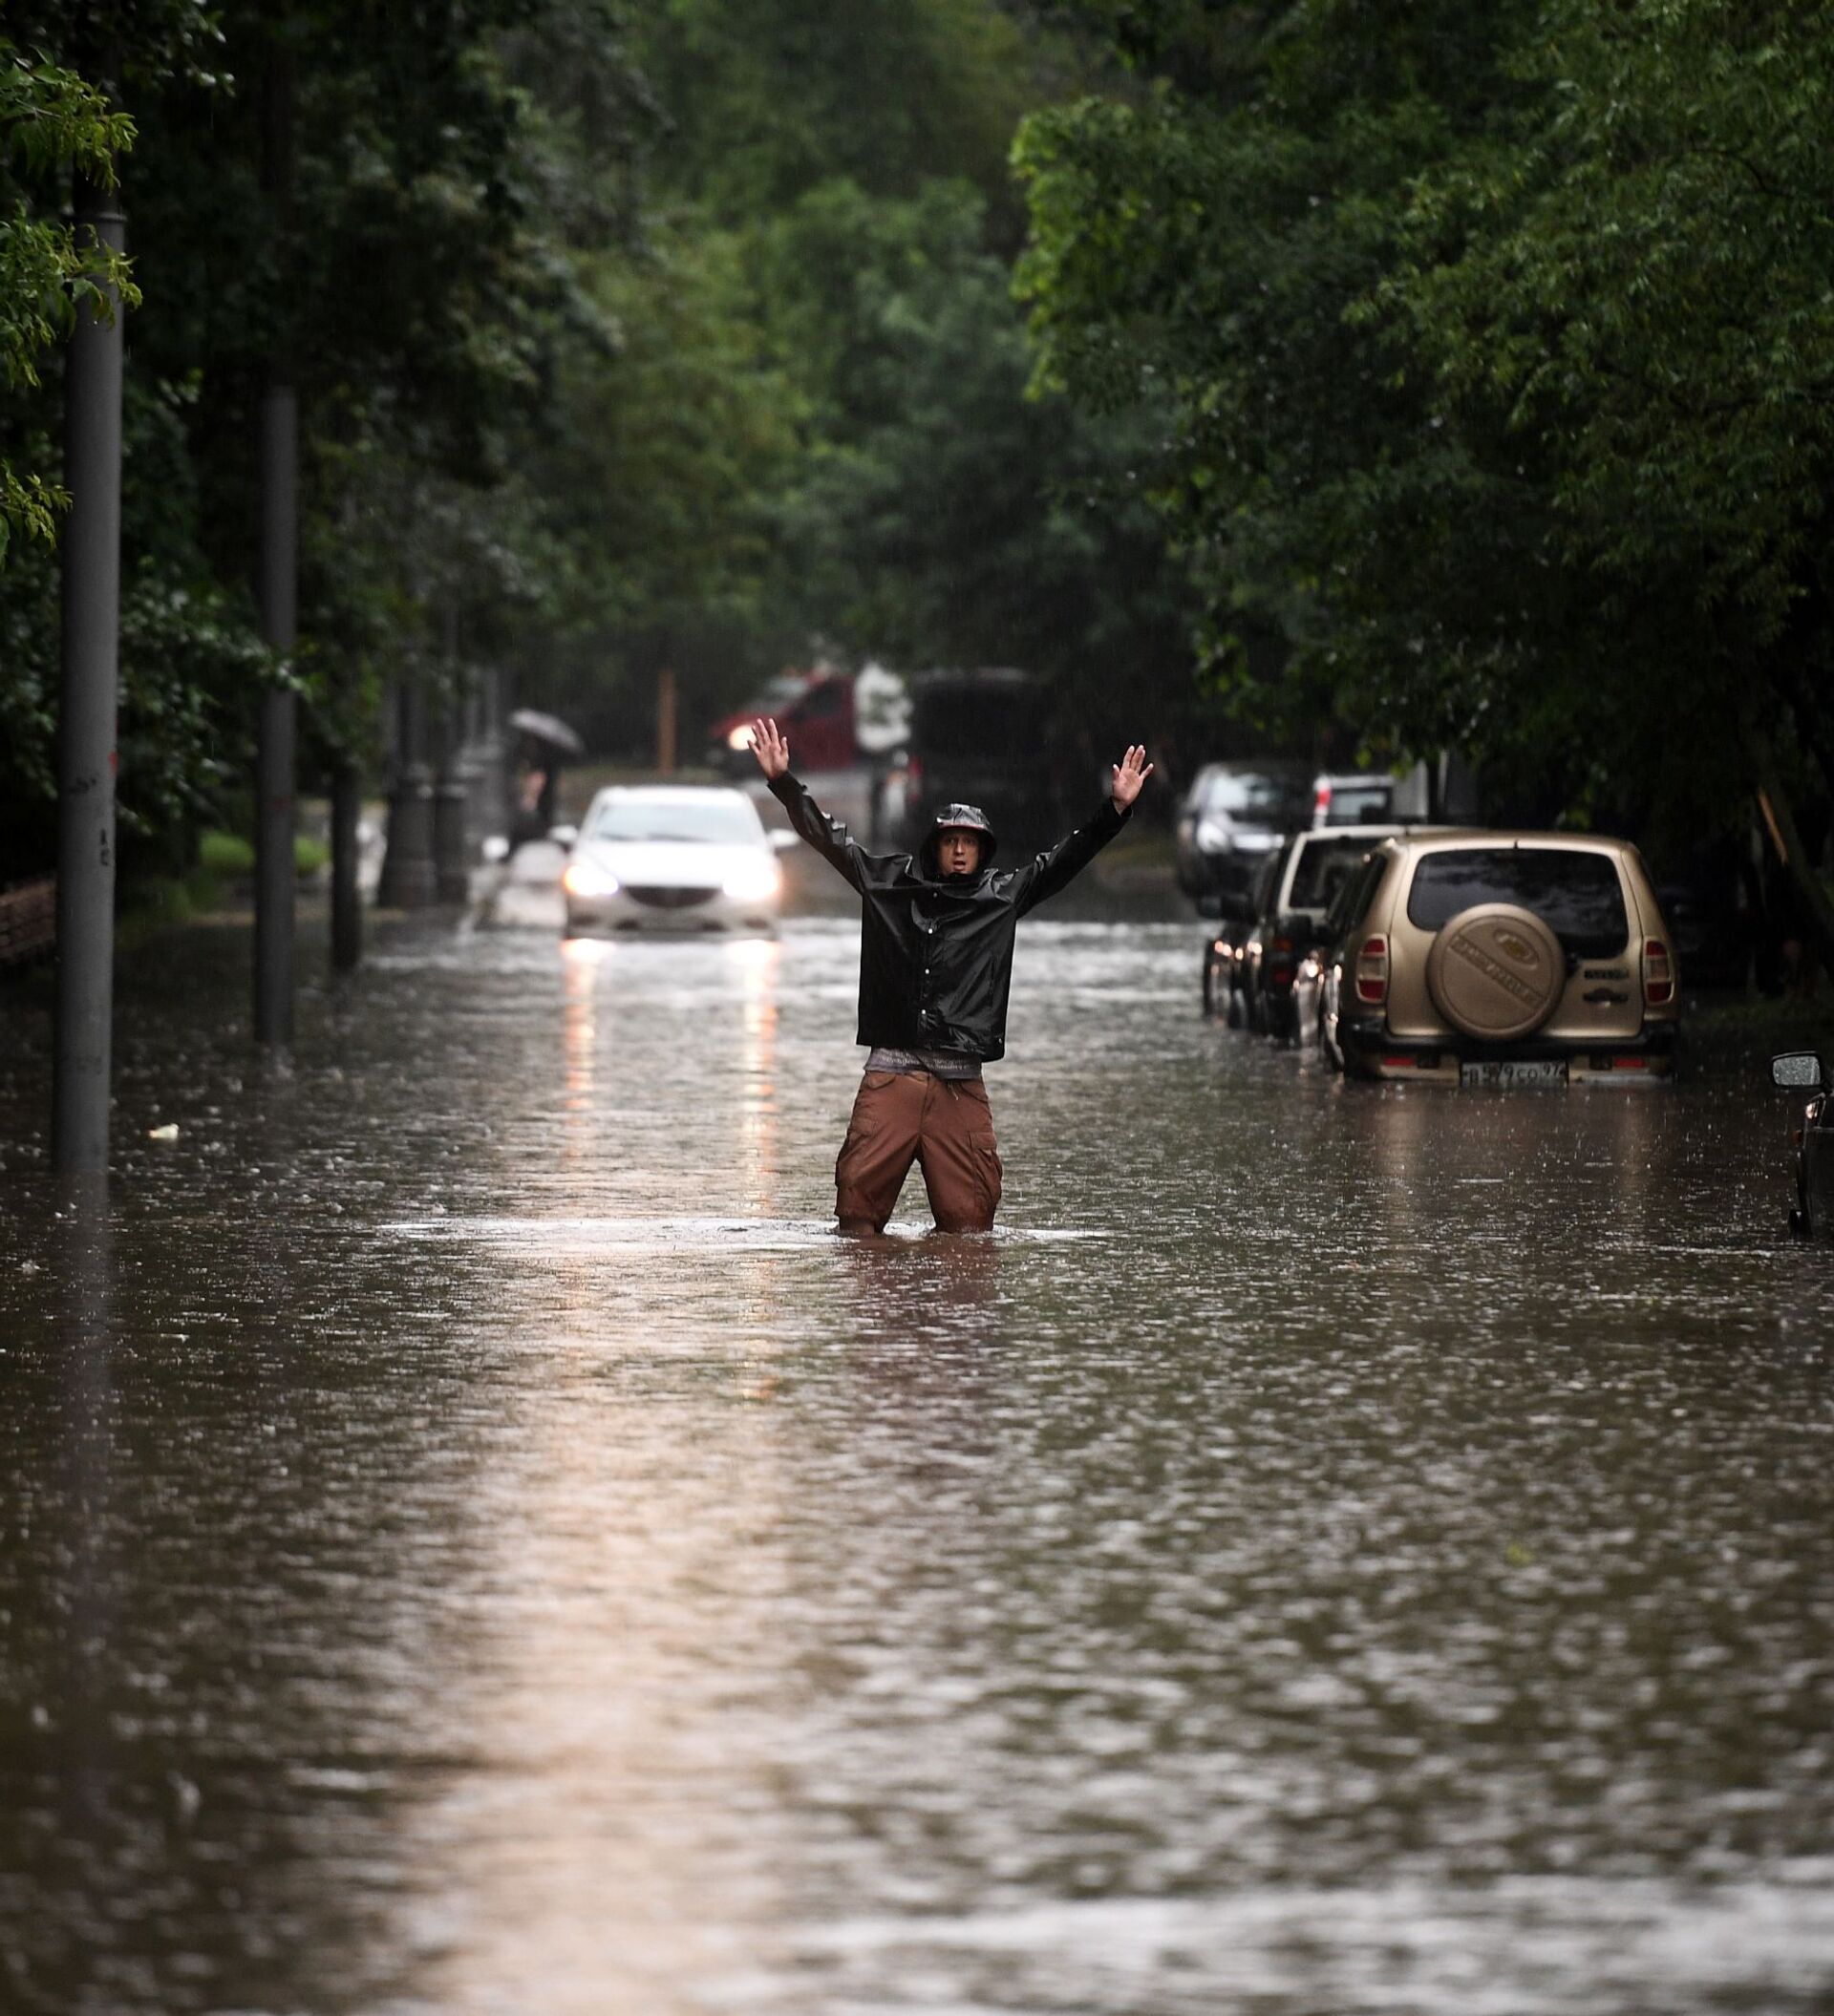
[1195,818,1229,850]
[726,723,755,751]
[563,860,621,899]
[723,860,780,902]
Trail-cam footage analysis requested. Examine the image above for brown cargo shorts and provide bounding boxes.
[835,1070,1003,1234]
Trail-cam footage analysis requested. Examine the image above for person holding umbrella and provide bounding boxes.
[749,714,1153,1234]
[508,709,585,846]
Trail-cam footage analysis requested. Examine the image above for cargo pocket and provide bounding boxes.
[970,1127,1003,1218]
[837,1072,903,1199]
[841,1072,900,1150]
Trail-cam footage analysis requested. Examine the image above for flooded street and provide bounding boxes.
[4,902,1834,2015]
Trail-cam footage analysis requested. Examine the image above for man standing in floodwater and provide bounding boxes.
[749,715,1154,1234]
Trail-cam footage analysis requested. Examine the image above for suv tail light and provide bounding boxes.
[1269,933,1296,987]
[1314,780,1332,818]
[1642,938,1674,1007]
[1354,934,1389,1006]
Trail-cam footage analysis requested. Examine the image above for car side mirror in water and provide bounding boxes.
[769,829,800,853]
[1771,1050,1826,1091]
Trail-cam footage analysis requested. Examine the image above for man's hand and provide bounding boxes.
[1110,744,1154,813]
[749,716,790,781]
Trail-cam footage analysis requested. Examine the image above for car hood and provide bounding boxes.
[577,838,764,884]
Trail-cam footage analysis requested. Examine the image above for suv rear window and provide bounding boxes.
[1406,848,1630,958]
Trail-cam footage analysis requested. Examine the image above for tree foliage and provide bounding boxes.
[2,0,1219,887]
[1015,0,1834,923]
[0,39,138,556]
[0,0,651,877]
[528,0,1205,761]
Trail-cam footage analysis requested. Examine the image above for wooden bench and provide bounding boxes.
[0,876,56,966]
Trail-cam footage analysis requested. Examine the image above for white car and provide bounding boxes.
[562,785,790,934]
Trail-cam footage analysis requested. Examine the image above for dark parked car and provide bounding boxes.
[1232,827,1416,1038]
[1199,910,1237,1015]
[1772,1050,1833,1238]
[1175,762,1312,908]
[1200,853,1281,1021]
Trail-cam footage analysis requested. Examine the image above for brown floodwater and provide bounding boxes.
[2,896,1832,2015]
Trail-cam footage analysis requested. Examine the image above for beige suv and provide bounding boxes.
[1320,833,1680,1085]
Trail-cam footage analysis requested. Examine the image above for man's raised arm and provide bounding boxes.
[1014,744,1155,916]
[747,716,868,893]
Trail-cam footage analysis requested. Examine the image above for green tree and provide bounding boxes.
[0,2,652,878]
[528,0,1205,766]
[1388,0,1834,938]
[1015,3,1541,767]
[0,39,137,557]
[1015,0,1834,951]
[757,176,1194,736]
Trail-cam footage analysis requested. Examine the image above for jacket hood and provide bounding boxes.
[919,802,999,878]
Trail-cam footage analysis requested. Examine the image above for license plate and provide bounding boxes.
[1461,1059,1567,1089]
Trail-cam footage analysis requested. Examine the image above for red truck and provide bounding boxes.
[709,668,857,775]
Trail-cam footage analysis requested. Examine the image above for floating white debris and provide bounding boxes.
[148,1122,180,1141]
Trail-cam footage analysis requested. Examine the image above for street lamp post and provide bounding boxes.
[52,170,126,1174]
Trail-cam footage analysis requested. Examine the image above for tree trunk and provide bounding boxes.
[1746,727,1834,975]
[254,44,298,1045]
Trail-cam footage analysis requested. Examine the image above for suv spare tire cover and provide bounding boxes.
[1425,902,1565,1040]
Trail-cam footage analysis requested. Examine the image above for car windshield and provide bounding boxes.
[1321,783,1393,825]
[1201,772,1310,821]
[1406,847,1630,958]
[1289,836,1377,912]
[589,796,762,846]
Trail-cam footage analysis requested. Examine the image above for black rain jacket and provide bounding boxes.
[768,772,1129,1061]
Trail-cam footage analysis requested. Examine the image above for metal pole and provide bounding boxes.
[432,598,470,902]
[254,382,298,1046]
[377,679,437,906]
[432,699,470,903]
[53,172,126,1175]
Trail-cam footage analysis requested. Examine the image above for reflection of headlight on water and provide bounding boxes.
[723,860,780,902]
[726,724,755,751]
[563,861,621,898]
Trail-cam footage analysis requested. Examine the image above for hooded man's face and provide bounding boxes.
[936,829,984,880]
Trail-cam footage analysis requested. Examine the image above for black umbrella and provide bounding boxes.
[509,708,586,758]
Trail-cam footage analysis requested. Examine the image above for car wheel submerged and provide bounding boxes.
[1425,902,1565,1042]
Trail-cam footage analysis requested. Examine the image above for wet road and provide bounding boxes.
[3,902,1833,2015]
